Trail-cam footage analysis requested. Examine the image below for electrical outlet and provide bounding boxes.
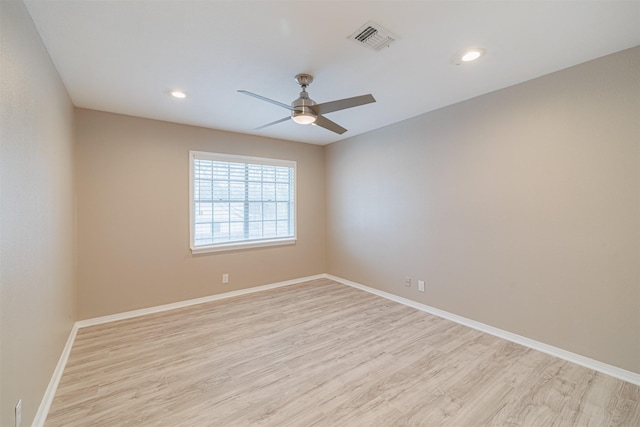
[403,277,411,287]
[418,280,425,292]
[222,273,229,284]
[15,399,22,427]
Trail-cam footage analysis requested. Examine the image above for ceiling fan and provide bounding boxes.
[238,74,376,135]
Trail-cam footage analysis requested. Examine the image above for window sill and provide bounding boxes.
[191,237,296,254]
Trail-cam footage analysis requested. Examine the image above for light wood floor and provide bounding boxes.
[46,279,639,426]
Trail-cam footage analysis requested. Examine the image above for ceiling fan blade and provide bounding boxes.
[237,90,294,111]
[312,94,376,115]
[313,115,347,135]
[253,116,291,130]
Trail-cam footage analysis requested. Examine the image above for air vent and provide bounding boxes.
[348,21,398,51]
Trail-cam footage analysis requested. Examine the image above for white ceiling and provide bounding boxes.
[24,1,640,145]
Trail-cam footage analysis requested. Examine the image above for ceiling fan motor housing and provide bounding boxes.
[291,81,317,124]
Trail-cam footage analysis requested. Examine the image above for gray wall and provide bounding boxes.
[0,1,76,425]
[326,47,640,373]
[75,109,326,319]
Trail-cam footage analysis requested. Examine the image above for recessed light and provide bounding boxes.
[460,48,485,62]
[169,90,187,99]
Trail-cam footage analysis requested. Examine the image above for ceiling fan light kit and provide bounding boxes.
[291,112,317,125]
[238,73,376,135]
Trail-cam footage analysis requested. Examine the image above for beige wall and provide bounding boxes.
[326,47,640,373]
[0,1,76,425]
[75,109,325,319]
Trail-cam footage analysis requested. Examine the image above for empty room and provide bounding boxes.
[2,0,640,426]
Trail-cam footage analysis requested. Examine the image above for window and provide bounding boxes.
[190,151,296,253]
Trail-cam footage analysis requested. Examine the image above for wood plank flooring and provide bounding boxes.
[45,279,640,426]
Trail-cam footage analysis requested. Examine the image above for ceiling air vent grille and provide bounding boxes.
[349,21,398,51]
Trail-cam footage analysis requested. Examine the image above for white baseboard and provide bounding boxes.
[324,274,640,387]
[76,274,325,328]
[32,323,79,427]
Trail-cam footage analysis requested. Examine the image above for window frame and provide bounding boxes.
[189,151,297,254]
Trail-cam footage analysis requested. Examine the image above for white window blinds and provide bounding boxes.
[190,151,296,253]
